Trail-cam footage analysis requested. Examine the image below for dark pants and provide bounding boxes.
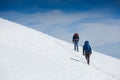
[85,52,91,65]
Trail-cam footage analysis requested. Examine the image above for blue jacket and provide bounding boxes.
[83,41,92,54]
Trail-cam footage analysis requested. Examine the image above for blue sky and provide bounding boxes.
[0,0,120,59]
[0,0,120,13]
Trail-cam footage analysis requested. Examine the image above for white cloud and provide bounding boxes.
[77,23,120,47]
[0,10,120,58]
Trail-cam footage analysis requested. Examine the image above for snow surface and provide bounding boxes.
[0,18,120,80]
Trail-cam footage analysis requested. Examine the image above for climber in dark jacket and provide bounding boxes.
[72,33,79,52]
[83,41,92,65]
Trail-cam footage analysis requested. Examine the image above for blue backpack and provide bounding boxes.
[84,41,91,52]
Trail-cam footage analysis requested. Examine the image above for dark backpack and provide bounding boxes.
[74,33,79,37]
[73,33,79,42]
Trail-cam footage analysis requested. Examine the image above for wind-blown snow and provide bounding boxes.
[0,18,120,80]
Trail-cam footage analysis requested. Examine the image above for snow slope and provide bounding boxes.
[0,18,120,80]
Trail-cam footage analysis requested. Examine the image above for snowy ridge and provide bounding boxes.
[0,18,120,80]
